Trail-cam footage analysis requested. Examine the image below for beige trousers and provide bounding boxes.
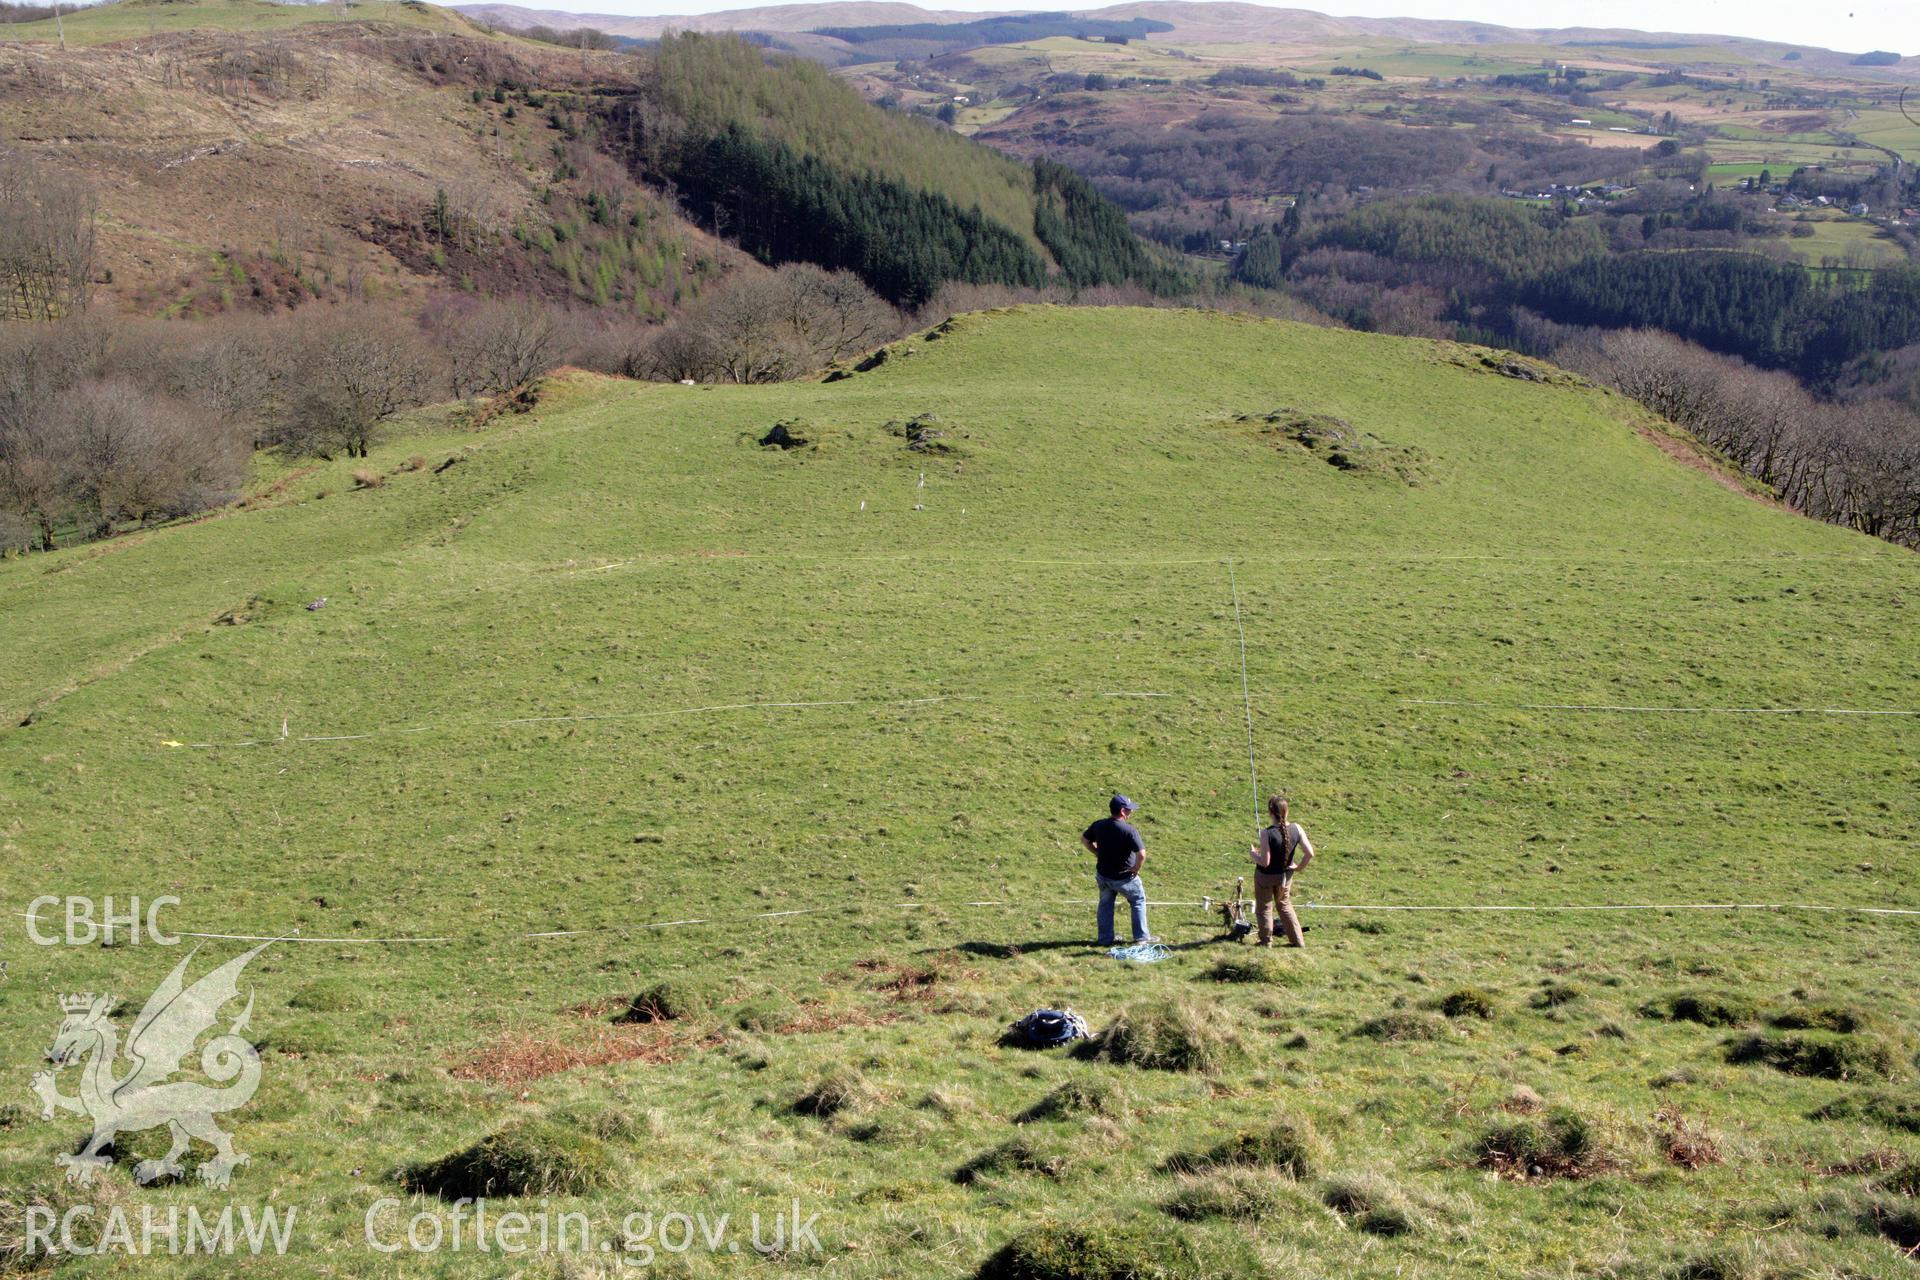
[1254,872,1304,947]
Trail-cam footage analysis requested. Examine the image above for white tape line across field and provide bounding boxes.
[1407,698,1917,717]
[15,897,1919,952]
[166,689,1175,751]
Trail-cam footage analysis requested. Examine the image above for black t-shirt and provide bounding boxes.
[1084,816,1145,879]
[1259,823,1295,875]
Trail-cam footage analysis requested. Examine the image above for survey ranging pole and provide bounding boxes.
[1226,557,1261,835]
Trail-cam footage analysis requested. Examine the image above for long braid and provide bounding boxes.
[1267,794,1289,869]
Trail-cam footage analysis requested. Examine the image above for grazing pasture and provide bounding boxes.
[1,307,1915,1277]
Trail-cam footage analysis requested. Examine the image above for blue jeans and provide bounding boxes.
[1096,874,1150,944]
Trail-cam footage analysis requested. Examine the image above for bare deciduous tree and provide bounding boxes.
[0,319,247,549]
[270,308,436,459]
[622,266,902,385]
[0,149,97,321]
[689,275,810,385]
[776,264,897,367]
[58,379,245,536]
[1563,328,1920,548]
[431,298,567,398]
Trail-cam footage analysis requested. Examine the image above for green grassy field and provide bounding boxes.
[1849,108,1920,163]
[0,0,483,44]
[1778,211,1910,267]
[2,307,1917,1277]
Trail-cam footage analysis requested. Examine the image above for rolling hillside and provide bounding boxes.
[0,12,746,314]
[452,0,1919,67]
[457,0,991,38]
[1,6,1175,315]
[2,307,1916,1276]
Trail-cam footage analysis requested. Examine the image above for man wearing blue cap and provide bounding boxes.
[1082,794,1153,946]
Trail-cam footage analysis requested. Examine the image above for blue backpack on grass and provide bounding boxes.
[1010,1008,1090,1048]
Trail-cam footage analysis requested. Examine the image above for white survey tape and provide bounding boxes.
[1407,698,1916,717]
[15,895,1919,950]
[164,689,1174,751]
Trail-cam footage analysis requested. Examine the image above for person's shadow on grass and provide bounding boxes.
[938,934,1235,960]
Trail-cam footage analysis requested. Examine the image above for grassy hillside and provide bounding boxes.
[2,308,1917,1276]
[0,0,485,44]
[0,17,740,314]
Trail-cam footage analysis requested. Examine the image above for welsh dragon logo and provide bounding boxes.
[30,942,270,1189]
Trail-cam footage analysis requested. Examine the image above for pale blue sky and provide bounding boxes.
[559,0,1916,55]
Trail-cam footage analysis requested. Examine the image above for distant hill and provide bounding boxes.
[455,0,992,39]
[451,0,1914,66]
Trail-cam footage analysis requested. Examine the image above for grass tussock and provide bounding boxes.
[974,1218,1204,1280]
[1164,1169,1292,1222]
[2,1185,114,1274]
[1475,1106,1622,1181]
[1769,1003,1873,1034]
[1439,987,1497,1019]
[401,1120,616,1200]
[351,468,386,489]
[615,980,709,1024]
[1075,998,1240,1074]
[791,1068,875,1119]
[1351,1010,1447,1042]
[1200,954,1298,985]
[1880,1162,1920,1197]
[1865,1199,1920,1250]
[1321,1173,1425,1236]
[1672,1237,1809,1280]
[1530,982,1583,1009]
[255,1016,348,1056]
[1725,1031,1903,1081]
[954,1136,1073,1185]
[1639,990,1762,1027]
[1811,1091,1920,1133]
[1171,1119,1322,1179]
[286,979,359,1013]
[1018,1077,1129,1123]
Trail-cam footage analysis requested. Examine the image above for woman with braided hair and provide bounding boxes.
[1249,793,1315,947]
